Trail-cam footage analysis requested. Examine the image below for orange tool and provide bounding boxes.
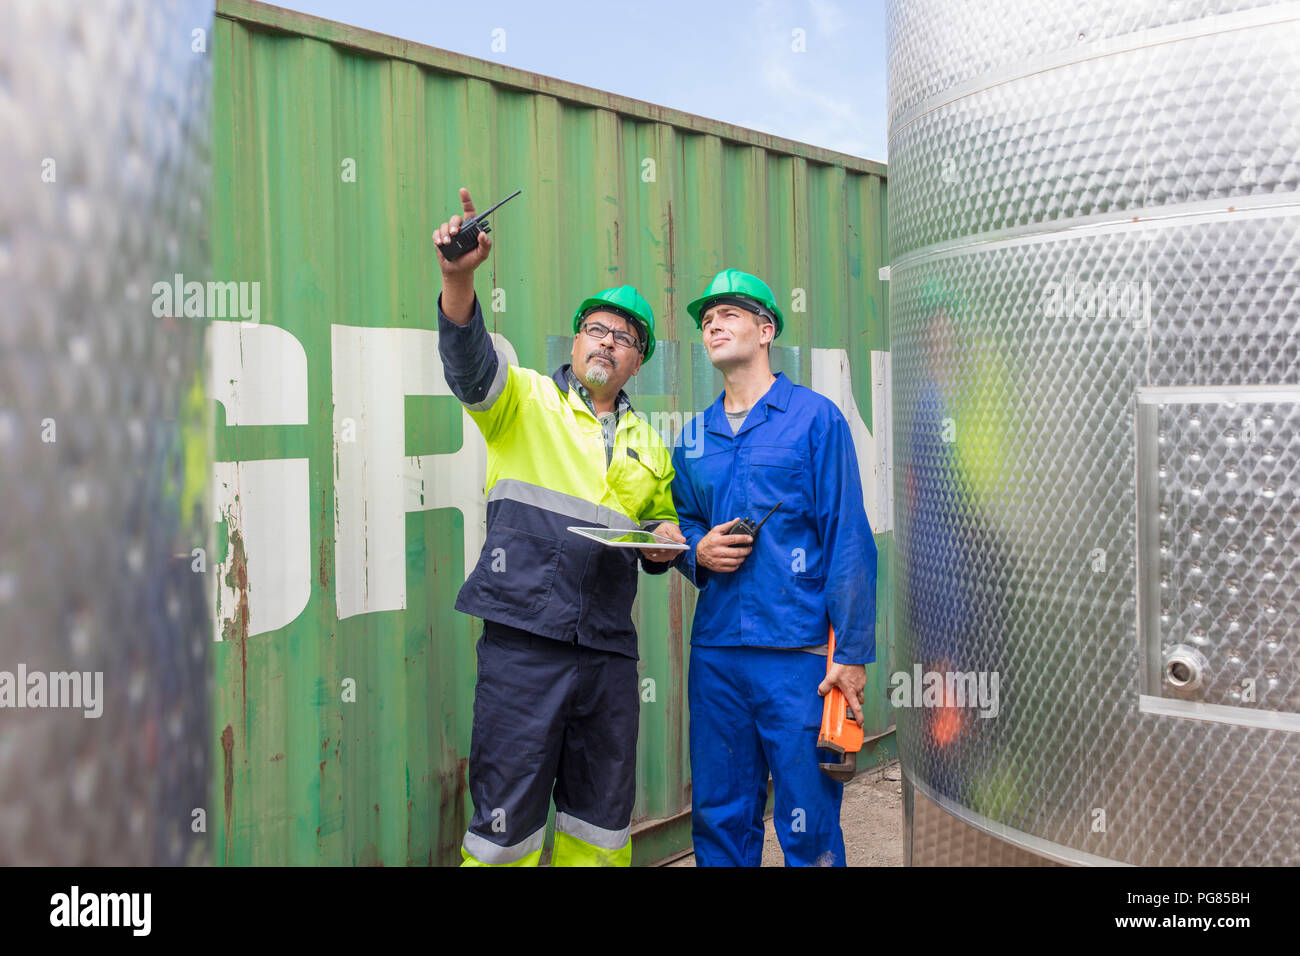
[817,625,863,782]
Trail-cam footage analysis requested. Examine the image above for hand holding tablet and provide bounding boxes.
[567,527,690,550]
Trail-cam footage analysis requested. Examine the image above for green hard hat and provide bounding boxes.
[686,268,785,338]
[572,284,657,361]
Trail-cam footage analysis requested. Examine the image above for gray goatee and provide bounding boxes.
[584,354,613,387]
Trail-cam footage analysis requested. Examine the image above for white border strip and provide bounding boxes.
[909,775,1131,867]
[891,192,1300,272]
[1139,695,1300,733]
[1135,385,1300,406]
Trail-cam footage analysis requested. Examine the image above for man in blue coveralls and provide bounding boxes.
[671,268,877,867]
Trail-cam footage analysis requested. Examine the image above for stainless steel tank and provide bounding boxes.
[0,0,214,864]
[888,0,1300,865]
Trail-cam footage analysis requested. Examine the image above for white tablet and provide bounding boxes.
[567,527,690,550]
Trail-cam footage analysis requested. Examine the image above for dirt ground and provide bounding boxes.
[666,758,904,867]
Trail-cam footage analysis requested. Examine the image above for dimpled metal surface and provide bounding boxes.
[889,0,1300,864]
[1141,395,1300,716]
[0,0,213,863]
[887,0,1287,133]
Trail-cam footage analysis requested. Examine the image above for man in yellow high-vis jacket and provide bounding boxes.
[434,188,685,866]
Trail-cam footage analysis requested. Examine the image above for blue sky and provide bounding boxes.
[271,0,888,162]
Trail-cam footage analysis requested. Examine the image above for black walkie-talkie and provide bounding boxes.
[727,501,783,544]
[439,189,522,260]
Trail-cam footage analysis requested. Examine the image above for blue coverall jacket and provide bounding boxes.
[671,373,878,664]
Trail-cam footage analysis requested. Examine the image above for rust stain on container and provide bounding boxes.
[435,757,469,863]
[219,522,249,718]
[318,488,331,591]
[221,724,235,865]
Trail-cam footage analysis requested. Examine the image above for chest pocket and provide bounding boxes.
[746,445,811,512]
[615,445,667,518]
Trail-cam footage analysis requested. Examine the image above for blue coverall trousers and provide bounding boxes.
[688,644,847,866]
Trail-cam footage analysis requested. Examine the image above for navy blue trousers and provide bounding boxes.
[462,621,640,864]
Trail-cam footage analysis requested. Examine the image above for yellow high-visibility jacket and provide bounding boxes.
[437,295,677,658]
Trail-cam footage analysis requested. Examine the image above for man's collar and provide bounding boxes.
[554,364,634,416]
[704,372,791,437]
[763,372,793,412]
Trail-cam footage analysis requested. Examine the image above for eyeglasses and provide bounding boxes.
[581,321,642,352]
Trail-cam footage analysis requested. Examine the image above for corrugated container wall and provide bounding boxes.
[211,0,890,865]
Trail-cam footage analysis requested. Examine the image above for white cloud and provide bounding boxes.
[758,53,870,156]
[808,0,849,36]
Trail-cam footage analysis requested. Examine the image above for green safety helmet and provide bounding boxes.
[686,268,785,338]
[572,284,657,361]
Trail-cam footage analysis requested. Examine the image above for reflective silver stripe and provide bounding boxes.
[462,825,546,865]
[464,347,511,412]
[554,812,630,851]
[488,478,638,530]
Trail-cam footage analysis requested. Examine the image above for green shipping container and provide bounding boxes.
[210,0,892,865]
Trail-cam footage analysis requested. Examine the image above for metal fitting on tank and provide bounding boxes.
[1163,645,1209,697]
